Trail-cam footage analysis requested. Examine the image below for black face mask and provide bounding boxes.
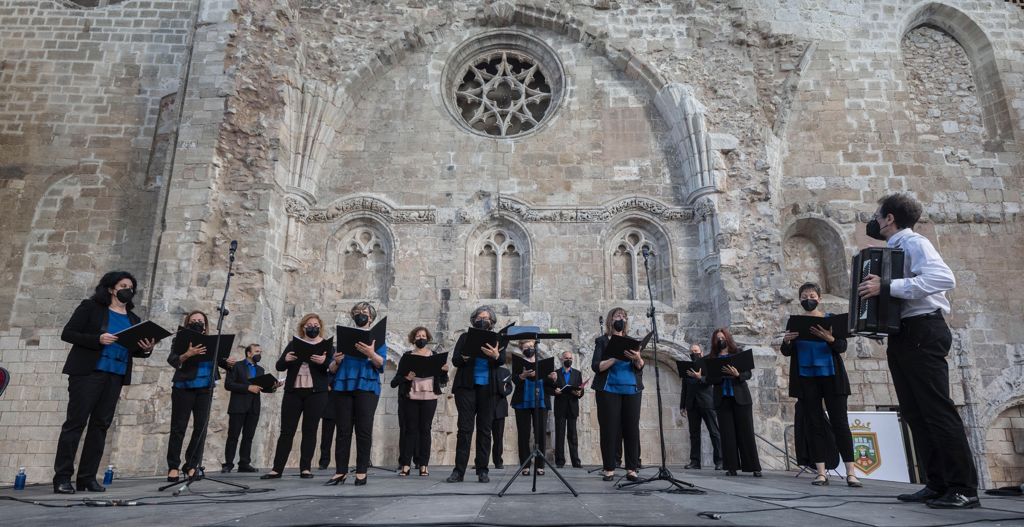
[866,218,887,241]
[563,360,572,369]
[304,326,320,338]
[353,314,370,327]
[473,318,492,330]
[187,321,205,333]
[115,288,134,304]
[800,299,819,312]
[523,348,535,358]
[251,354,261,364]
[718,339,729,351]
[612,319,625,332]
[414,338,428,349]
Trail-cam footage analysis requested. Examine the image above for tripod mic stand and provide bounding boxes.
[160,240,249,496]
[615,246,702,494]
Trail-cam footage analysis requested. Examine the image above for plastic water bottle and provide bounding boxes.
[13,467,26,490]
[103,465,114,486]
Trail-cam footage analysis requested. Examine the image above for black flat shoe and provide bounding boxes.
[602,473,614,481]
[318,463,330,470]
[478,472,490,483]
[221,464,233,474]
[626,472,639,482]
[926,491,980,509]
[237,465,258,473]
[260,472,282,480]
[325,474,347,486]
[812,474,829,486]
[725,470,738,476]
[846,475,863,488]
[53,481,75,494]
[752,471,762,478]
[897,486,943,503]
[354,475,367,486]
[300,472,314,479]
[445,470,463,483]
[494,464,503,470]
[76,479,106,492]
[684,462,701,470]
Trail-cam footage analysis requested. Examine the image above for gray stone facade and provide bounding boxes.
[0,0,1021,488]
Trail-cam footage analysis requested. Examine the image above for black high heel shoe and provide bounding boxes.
[324,474,347,486]
[354,475,367,486]
[166,470,180,483]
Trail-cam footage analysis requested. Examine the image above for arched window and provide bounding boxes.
[475,229,525,300]
[327,219,393,303]
[607,220,672,303]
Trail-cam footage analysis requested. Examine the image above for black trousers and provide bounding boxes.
[271,389,327,473]
[333,390,379,474]
[553,409,580,466]
[224,408,260,468]
[491,417,506,467]
[596,390,641,471]
[53,372,123,483]
[514,408,547,469]
[454,385,494,475]
[319,413,335,467]
[800,377,854,463]
[398,397,438,467]
[887,316,978,494]
[686,405,722,466]
[718,397,761,472]
[167,387,213,471]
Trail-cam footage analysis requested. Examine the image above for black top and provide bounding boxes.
[780,335,851,399]
[680,369,714,411]
[590,334,645,392]
[60,299,146,385]
[450,333,507,394]
[166,334,232,384]
[224,360,266,414]
[390,350,450,398]
[711,368,753,407]
[493,366,514,419]
[275,340,333,393]
[510,361,556,409]
[550,367,585,418]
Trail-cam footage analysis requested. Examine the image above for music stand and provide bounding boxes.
[498,332,578,497]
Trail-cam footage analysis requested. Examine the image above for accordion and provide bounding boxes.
[849,247,904,336]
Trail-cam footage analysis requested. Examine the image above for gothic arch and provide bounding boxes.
[899,2,1015,147]
[324,215,396,306]
[465,215,532,303]
[782,216,849,298]
[603,216,673,304]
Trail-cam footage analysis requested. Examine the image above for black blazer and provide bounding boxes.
[711,367,753,407]
[680,370,715,411]
[450,333,507,394]
[60,299,147,385]
[224,360,266,414]
[590,335,644,392]
[780,334,851,399]
[493,366,514,419]
[389,350,450,399]
[166,334,232,385]
[275,340,333,393]
[551,367,585,418]
[510,361,556,410]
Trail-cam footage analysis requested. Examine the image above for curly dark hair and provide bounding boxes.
[91,271,138,311]
[878,193,923,229]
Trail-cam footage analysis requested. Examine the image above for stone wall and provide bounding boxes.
[985,403,1024,488]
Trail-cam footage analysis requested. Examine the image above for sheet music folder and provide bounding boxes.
[172,327,236,363]
[512,355,556,379]
[249,373,279,392]
[675,358,704,378]
[396,352,449,379]
[291,336,334,361]
[113,320,172,351]
[605,331,654,361]
[785,314,849,341]
[703,349,755,384]
[462,322,515,358]
[337,317,387,358]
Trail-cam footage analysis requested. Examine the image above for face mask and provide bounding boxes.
[473,318,491,330]
[251,354,261,364]
[718,339,729,351]
[523,348,535,358]
[563,360,572,368]
[612,319,625,332]
[866,218,886,241]
[304,326,320,338]
[800,299,818,312]
[115,288,134,304]
[187,321,205,333]
[414,338,428,349]
[353,313,370,327]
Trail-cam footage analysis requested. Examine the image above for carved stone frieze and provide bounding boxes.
[494,196,695,223]
[285,195,436,224]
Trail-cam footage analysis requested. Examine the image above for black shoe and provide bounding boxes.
[494,464,503,470]
[75,479,106,492]
[897,486,943,503]
[478,471,490,483]
[714,463,724,470]
[237,465,258,473]
[53,481,75,494]
[318,463,330,470]
[260,472,282,480]
[354,475,367,486]
[684,462,701,470]
[752,471,762,478]
[221,464,233,474]
[572,462,582,468]
[602,473,614,481]
[445,470,464,483]
[324,474,347,486]
[725,470,738,476]
[926,491,980,509]
[300,472,314,479]
[626,472,639,482]
[556,464,565,468]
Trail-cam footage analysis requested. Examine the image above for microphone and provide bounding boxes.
[229,240,238,253]
[642,245,650,259]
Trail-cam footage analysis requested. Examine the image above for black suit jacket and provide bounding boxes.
[60,299,147,385]
[551,367,585,418]
[224,360,266,414]
[450,333,507,395]
[680,370,714,411]
[590,335,644,392]
[276,340,333,393]
[492,366,513,419]
[166,334,232,384]
[711,368,753,407]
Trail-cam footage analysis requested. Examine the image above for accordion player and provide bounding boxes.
[848,247,904,336]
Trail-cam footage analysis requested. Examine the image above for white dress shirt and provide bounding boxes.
[886,228,955,318]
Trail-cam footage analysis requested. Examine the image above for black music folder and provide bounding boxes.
[675,358,704,378]
[461,322,515,358]
[113,320,172,351]
[291,336,334,361]
[785,314,849,341]
[337,316,387,358]
[249,373,280,392]
[172,327,236,363]
[704,349,755,384]
[512,355,556,379]
[396,352,449,379]
[605,331,654,361]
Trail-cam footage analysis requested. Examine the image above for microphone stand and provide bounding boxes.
[161,241,250,495]
[615,248,702,494]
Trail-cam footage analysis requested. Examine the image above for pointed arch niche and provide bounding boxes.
[467,217,532,303]
[605,217,673,303]
[325,216,395,305]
